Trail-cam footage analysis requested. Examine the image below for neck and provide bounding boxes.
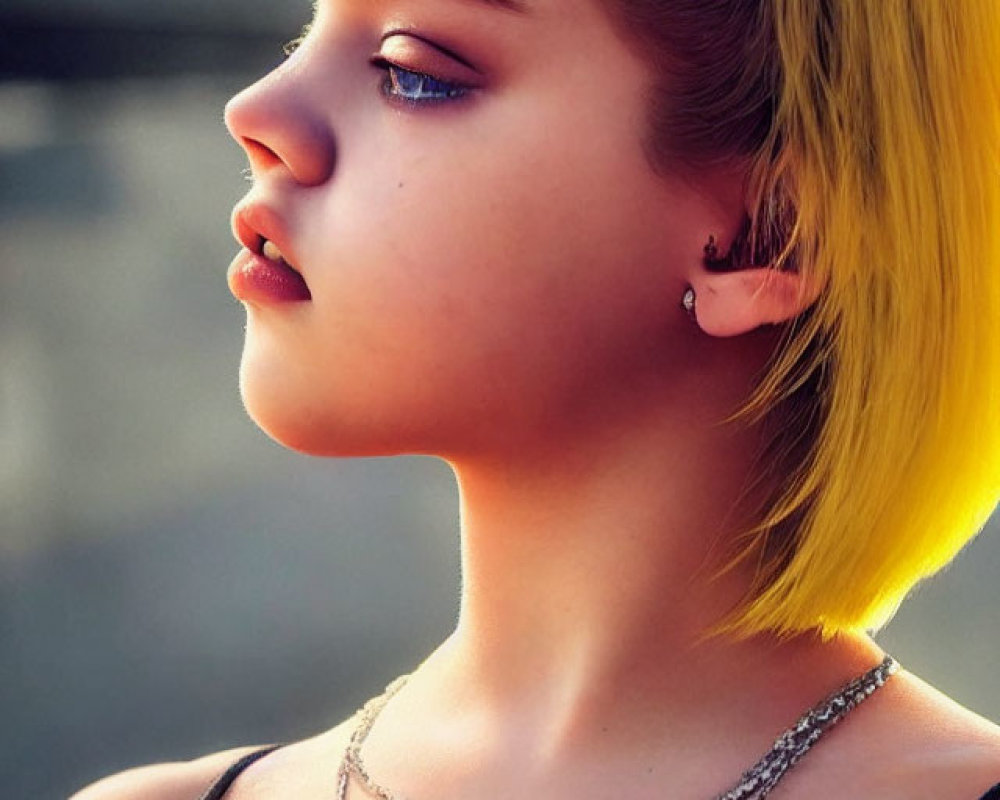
[450,412,764,694]
[369,340,885,784]
[429,415,879,754]
[421,372,880,746]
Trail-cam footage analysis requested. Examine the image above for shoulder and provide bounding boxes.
[781,665,1000,799]
[872,736,1000,800]
[69,717,358,800]
[880,670,1000,799]
[68,746,270,800]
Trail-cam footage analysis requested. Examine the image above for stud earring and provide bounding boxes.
[681,287,696,317]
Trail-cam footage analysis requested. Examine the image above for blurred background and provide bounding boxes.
[0,3,997,798]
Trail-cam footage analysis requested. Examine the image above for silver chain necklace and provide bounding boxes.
[335,655,898,800]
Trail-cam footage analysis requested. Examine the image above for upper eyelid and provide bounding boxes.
[280,25,483,88]
[378,30,480,74]
[370,55,465,81]
[377,34,485,89]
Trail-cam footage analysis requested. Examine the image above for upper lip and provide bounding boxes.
[232,199,303,274]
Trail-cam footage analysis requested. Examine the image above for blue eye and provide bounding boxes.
[378,63,468,105]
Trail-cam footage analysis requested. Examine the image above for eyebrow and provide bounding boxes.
[471,0,528,12]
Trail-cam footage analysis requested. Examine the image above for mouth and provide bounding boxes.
[229,201,311,304]
[260,238,298,273]
[232,202,304,275]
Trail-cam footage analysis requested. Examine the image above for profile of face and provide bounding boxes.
[224,0,759,460]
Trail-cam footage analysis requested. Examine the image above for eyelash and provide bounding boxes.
[371,58,471,106]
[282,23,313,57]
[281,35,471,107]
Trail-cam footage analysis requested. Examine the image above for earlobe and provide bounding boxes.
[686,267,824,338]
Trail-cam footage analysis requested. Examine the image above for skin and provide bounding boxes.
[74,0,1000,797]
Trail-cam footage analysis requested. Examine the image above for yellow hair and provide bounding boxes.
[716,0,1000,637]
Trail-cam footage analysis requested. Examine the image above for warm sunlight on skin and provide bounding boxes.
[220,5,862,795]
[224,0,788,462]
[71,0,1000,797]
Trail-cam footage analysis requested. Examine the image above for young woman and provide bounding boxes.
[75,0,1000,797]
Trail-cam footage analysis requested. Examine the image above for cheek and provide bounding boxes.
[339,157,664,390]
[241,100,683,455]
[355,109,669,335]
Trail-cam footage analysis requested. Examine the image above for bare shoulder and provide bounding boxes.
[69,717,358,800]
[879,669,1000,798]
[68,746,272,800]
[781,666,1000,799]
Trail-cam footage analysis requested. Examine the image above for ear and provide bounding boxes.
[691,267,824,338]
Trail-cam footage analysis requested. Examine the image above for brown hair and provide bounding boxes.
[604,0,780,169]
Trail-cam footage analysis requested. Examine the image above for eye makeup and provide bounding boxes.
[372,32,484,107]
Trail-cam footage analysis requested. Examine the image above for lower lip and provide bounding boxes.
[228,249,312,304]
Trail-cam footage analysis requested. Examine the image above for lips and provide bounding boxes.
[232,201,303,275]
[229,199,311,304]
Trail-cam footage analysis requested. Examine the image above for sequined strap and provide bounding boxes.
[337,676,411,800]
[714,655,899,800]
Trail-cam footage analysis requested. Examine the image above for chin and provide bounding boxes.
[239,377,351,457]
[237,360,427,459]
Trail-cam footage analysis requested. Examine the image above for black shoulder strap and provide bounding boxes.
[979,782,1000,800]
[197,745,284,800]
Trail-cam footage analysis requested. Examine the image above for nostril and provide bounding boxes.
[224,79,336,187]
[241,138,284,171]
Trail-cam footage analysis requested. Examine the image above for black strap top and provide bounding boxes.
[198,745,1000,799]
[197,745,283,800]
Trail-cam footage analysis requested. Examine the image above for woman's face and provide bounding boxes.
[225,0,745,458]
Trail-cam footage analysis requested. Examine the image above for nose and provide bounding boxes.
[225,65,336,187]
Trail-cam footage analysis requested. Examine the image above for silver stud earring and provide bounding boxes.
[681,287,696,318]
